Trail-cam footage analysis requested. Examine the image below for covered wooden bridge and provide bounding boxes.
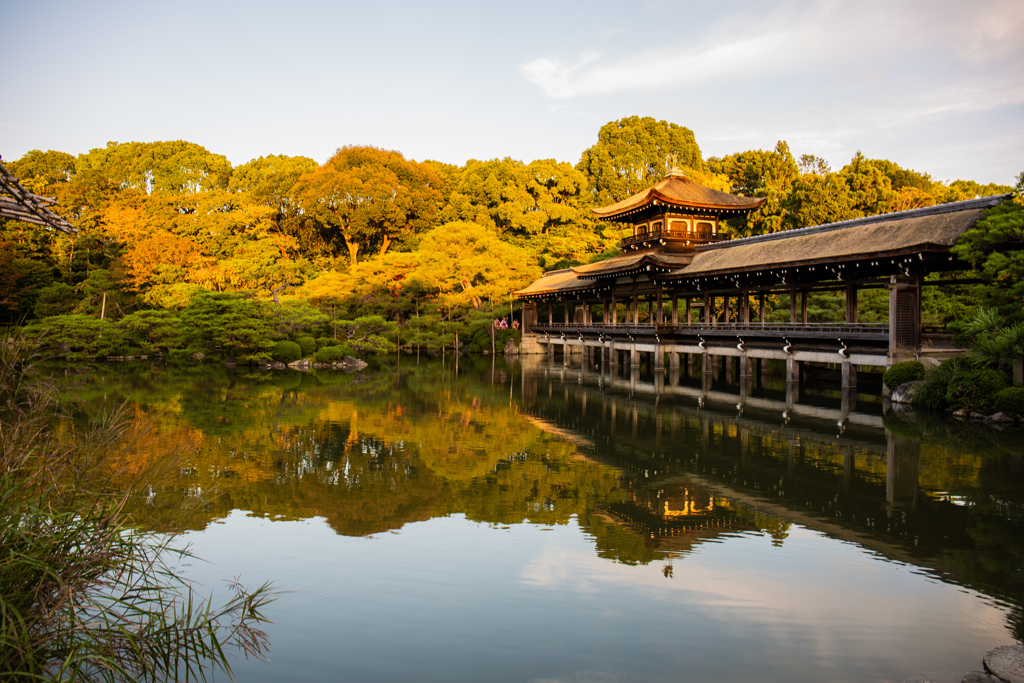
[515,171,1009,389]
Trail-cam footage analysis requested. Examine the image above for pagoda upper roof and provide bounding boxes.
[592,171,765,221]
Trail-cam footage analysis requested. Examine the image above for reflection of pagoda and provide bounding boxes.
[601,476,756,556]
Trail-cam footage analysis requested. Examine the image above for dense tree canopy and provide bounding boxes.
[577,116,705,204]
[2,118,1016,358]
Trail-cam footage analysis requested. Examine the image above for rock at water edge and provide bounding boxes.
[984,645,1024,683]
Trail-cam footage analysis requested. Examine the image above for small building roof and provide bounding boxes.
[592,171,766,222]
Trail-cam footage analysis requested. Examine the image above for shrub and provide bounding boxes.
[316,345,353,363]
[993,387,1024,419]
[883,360,926,390]
[945,368,1007,413]
[912,358,970,411]
[296,336,317,356]
[272,340,302,363]
[316,336,342,350]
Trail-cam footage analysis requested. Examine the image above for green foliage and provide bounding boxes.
[292,146,443,265]
[945,368,1007,414]
[883,360,926,390]
[912,358,968,411]
[577,116,705,205]
[273,340,302,363]
[952,196,1024,321]
[77,140,231,194]
[296,335,317,356]
[23,314,122,360]
[315,345,354,363]
[178,291,274,361]
[709,141,799,235]
[265,299,329,338]
[316,336,342,350]
[993,387,1024,419]
[118,309,184,356]
[334,315,397,355]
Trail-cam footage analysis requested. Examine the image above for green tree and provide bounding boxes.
[22,314,122,360]
[178,291,274,360]
[577,116,705,204]
[229,154,318,214]
[118,309,185,355]
[784,172,859,229]
[77,141,231,194]
[293,146,442,266]
[709,141,799,235]
[951,176,1024,321]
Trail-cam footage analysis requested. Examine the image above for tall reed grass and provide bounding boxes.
[0,337,274,681]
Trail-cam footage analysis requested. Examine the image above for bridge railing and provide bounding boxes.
[532,322,889,336]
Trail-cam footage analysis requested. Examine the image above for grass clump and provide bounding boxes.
[0,337,275,681]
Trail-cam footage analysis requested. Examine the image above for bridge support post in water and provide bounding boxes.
[886,434,920,511]
[786,357,801,385]
[631,344,640,368]
[842,361,857,390]
[669,351,680,372]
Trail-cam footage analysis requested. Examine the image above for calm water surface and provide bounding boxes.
[78,356,1024,682]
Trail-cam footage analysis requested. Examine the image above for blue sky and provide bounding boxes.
[4,0,1022,185]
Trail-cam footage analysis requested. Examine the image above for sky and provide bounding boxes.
[3,0,1022,185]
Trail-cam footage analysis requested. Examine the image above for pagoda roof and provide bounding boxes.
[592,171,766,221]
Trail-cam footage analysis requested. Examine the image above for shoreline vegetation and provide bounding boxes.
[0,337,275,681]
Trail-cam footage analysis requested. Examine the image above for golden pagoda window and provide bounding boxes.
[669,218,689,235]
[696,221,713,239]
[651,221,662,234]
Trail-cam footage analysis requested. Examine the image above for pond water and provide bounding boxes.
[74,355,1024,682]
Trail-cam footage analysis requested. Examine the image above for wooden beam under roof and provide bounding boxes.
[0,157,76,234]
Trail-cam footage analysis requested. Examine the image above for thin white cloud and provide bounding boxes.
[519,0,1024,101]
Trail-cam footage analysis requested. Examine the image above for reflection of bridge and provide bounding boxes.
[518,364,938,546]
[516,193,1010,387]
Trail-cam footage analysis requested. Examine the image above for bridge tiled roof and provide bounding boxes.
[673,195,1006,279]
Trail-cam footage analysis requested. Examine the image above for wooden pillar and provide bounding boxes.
[758,293,766,324]
[845,282,858,323]
[656,288,664,325]
[703,291,710,325]
[564,301,570,325]
[611,296,617,325]
[548,301,553,325]
[671,296,678,325]
[632,291,639,326]
[789,285,797,323]
[686,297,692,325]
[723,295,730,324]
[741,291,750,323]
[603,299,609,325]
[889,275,921,359]
[801,290,808,324]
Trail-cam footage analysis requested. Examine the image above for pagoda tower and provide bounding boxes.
[593,170,765,253]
